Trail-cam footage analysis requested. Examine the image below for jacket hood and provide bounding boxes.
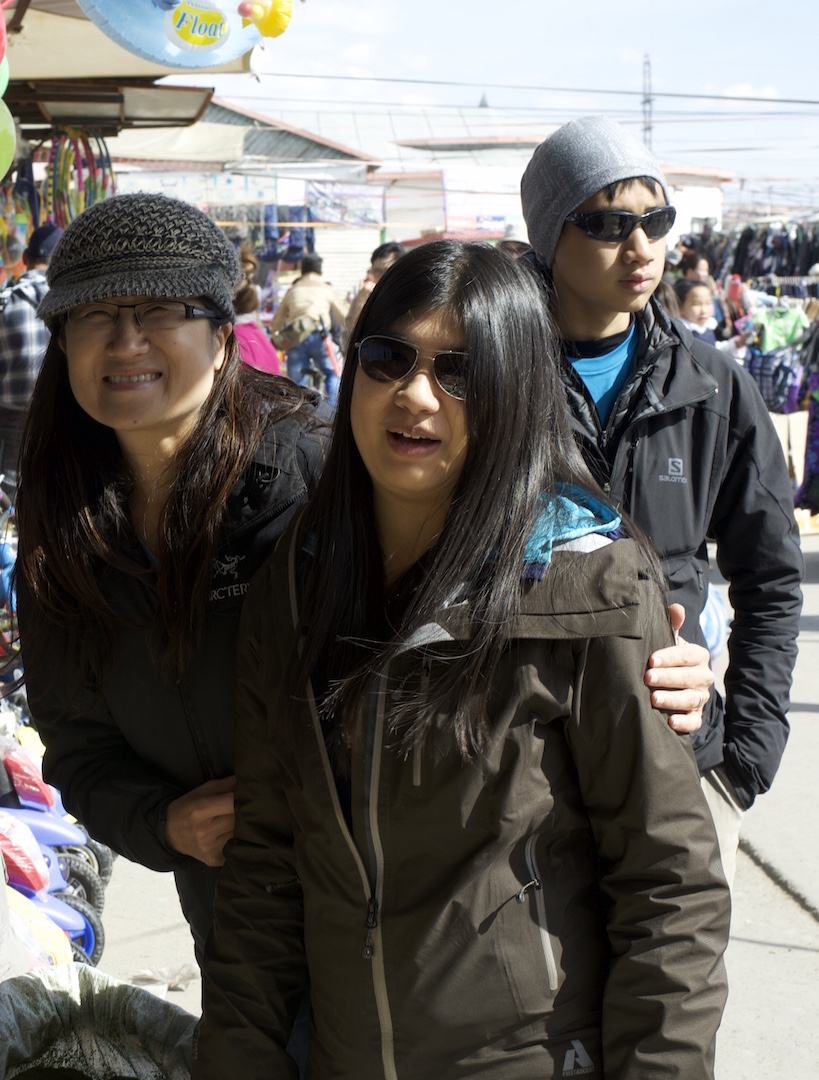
[401,486,624,649]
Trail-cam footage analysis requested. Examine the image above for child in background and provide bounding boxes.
[674,279,750,361]
[232,243,281,375]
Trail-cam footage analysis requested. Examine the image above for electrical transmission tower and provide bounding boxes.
[643,55,653,150]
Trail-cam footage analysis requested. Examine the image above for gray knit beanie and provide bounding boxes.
[38,192,242,329]
[521,116,670,267]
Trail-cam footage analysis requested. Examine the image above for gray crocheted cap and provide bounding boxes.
[38,192,241,329]
[520,116,669,267]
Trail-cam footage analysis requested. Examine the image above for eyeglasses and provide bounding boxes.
[65,300,227,333]
[356,335,468,400]
[565,205,676,243]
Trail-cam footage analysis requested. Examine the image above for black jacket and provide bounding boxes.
[561,299,804,808]
[20,407,326,958]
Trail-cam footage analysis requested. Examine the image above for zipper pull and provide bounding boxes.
[363,895,379,959]
[517,878,542,903]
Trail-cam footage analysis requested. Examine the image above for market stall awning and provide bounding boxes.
[4,80,214,139]
[102,121,247,169]
[4,81,215,140]
[4,1,249,79]
[2,2,247,138]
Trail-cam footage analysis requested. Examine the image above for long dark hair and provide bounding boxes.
[13,325,313,695]
[287,240,620,758]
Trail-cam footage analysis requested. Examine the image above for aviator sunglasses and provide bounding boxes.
[356,335,468,400]
[565,205,677,243]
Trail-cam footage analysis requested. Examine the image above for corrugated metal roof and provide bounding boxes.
[205,100,377,164]
[247,101,557,173]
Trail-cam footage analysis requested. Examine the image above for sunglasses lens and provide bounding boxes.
[433,353,467,400]
[574,206,676,242]
[358,337,416,382]
[576,212,622,241]
[642,206,677,239]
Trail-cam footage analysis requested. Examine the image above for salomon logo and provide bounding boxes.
[659,457,687,484]
[563,1039,594,1076]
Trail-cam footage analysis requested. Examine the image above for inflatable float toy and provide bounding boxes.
[238,0,292,38]
[76,0,292,68]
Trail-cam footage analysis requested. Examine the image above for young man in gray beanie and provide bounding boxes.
[521,116,803,886]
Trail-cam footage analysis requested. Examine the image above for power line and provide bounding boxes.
[245,69,819,108]
[216,94,819,122]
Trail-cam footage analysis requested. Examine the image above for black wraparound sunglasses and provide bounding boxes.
[565,205,676,243]
[356,335,468,400]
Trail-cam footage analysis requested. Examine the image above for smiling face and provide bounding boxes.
[62,295,231,456]
[350,308,468,543]
[679,283,715,328]
[551,180,667,340]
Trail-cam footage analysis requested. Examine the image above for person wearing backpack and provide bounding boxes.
[0,223,63,498]
[269,253,345,406]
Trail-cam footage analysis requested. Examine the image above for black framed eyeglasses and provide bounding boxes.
[356,335,468,400]
[65,300,228,332]
[565,205,676,243]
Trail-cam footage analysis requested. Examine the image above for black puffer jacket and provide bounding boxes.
[20,406,326,957]
[561,299,804,808]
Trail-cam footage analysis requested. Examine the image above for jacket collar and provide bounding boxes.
[620,300,720,418]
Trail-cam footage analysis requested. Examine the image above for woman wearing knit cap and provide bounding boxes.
[520,116,803,887]
[7,193,325,998]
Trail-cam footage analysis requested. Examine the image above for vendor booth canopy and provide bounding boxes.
[3,0,247,137]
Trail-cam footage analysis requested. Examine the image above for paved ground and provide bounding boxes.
[88,534,819,1072]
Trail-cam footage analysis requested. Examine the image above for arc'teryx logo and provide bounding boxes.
[562,1039,594,1076]
[211,554,248,602]
[213,554,245,580]
[659,457,687,484]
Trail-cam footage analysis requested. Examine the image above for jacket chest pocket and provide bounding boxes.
[625,410,724,556]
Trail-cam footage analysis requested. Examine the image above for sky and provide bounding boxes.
[167,0,819,217]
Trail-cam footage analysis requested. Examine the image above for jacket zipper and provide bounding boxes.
[301,662,399,1079]
[363,670,399,1080]
[216,491,302,552]
[289,527,399,1078]
[521,835,558,991]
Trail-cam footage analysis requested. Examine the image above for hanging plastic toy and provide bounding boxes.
[43,133,116,229]
[76,0,292,68]
[238,0,292,38]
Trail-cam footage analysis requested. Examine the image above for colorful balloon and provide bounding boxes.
[0,58,9,100]
[0,99,16,179]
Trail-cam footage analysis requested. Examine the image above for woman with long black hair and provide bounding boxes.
[195,241,729,1080]
[10,193,325,977]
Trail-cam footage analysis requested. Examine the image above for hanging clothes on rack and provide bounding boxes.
[754,303,811,352]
